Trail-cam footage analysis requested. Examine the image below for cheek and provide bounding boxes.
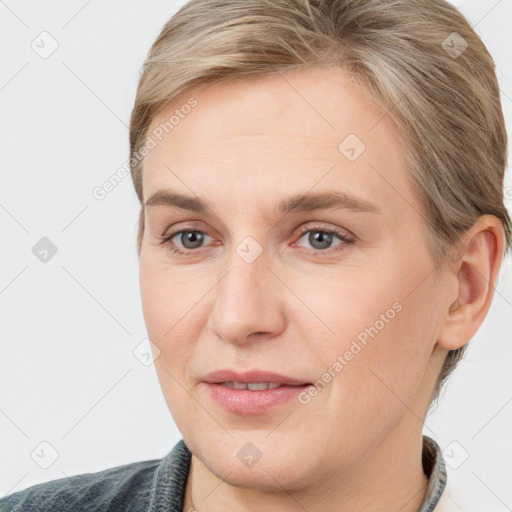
[139,260,200,383]
[297,261,438,414]
[139,262,204,433]
[139,257,195,337]
[304,298,437,467]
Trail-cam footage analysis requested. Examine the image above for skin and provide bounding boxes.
[138,66,505,512]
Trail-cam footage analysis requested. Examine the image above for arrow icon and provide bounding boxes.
[39,249,48,260]
[346,147,355,157]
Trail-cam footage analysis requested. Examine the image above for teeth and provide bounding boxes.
[248,382,273,391]
[221,382,282,390]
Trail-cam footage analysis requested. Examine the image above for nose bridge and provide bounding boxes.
[208,235,284,343]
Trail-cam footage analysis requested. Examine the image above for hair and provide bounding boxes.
[129,0,511,405]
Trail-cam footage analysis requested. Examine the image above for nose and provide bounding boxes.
[207,243,286,345]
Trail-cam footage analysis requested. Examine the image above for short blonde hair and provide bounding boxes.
[129,0,512,404]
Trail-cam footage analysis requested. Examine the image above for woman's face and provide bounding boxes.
[139,66,448,490]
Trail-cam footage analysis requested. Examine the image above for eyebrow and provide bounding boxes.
[144,188,381,216]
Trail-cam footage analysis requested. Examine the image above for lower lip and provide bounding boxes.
[204,383,311,415]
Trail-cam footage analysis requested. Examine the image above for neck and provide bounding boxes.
[182,418,430,512]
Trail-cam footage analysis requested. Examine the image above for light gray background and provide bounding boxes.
[1,1,511,510]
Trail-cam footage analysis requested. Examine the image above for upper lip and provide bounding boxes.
[202,369,310,386]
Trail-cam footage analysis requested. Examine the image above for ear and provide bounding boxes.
[437,215,506,350]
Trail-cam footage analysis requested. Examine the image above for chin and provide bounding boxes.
[187,432,319,492]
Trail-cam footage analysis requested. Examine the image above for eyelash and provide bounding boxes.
[158,223,355,257]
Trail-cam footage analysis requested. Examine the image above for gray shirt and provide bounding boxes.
[0,435,450,511]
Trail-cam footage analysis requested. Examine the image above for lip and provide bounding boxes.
[201,369,312,415]
[201,369,310,386]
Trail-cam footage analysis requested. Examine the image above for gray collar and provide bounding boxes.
[418,435,448,511]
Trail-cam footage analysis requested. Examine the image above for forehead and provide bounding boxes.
[142,66,415,213]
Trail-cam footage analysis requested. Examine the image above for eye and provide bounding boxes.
[158,223,355,256]
[160,229,214,255]
[292,224,355,254]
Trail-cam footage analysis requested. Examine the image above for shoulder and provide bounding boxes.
[0,456,162,512]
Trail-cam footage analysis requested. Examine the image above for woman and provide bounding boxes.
[2,0,510,510]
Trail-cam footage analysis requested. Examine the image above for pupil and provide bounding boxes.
[182,231,203,249]
[310,231,332,249]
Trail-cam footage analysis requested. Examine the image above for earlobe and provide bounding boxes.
[437,215,505,351]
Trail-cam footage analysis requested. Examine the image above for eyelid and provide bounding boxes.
[161,220,354,239]
[159,221,356,256]
[293,222,355,243]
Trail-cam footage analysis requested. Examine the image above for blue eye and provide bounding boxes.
[161,230,213,255]
[159,224,355,256]
[295,227,354,253]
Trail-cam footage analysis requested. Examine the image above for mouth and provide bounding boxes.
[216,381,307,390]
[201,369,313,414]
